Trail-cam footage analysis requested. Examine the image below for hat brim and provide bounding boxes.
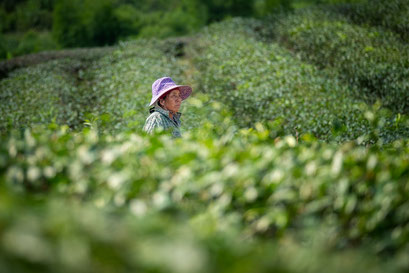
[149,85,192,106]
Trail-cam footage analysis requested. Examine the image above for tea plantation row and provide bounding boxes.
[2,16,409,142]
[190,18,409,143]
[1,119,409,272]
[273,6,409,113]
[0,38,218,135]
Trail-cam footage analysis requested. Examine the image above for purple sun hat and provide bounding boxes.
[149,77,192,107]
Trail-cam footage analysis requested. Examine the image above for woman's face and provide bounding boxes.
[161,89,182,113]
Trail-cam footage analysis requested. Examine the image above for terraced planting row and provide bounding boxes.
[274,7,409,113]
[0,59,89,132]
[2,118,409,272]
[0,39,209,135]
[190,18,409,143]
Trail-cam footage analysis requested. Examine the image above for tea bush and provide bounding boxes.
[3,17,409,142]
[0,59,87,131]
[0,38,206,134]
[81,38,193,134]
[274,8,409,113]
[0,185,399,273]
[189,18,409,142]
[1,117,409,272]
[333,0,409,41]
[2,13,409,272]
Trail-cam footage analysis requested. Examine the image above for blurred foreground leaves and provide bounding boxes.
[1,106,409,272]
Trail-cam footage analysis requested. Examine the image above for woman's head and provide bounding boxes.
[158,88,182,113]
[149,77,192,107]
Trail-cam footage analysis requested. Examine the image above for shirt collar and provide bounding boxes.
[154,105,182,119]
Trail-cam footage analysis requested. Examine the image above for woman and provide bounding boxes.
[143,77,192,138]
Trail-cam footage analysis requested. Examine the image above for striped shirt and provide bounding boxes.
[143,105,182,138]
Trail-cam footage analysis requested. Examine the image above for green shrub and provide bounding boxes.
[132,0,208,39]
[0,0,54,32]
[2,12,409,273]
[254,0,293,17]
[52,0,88,47]
[53,0,121,47]
[0,31,58,60]
[0,33,7,59]
[200,0,293,22]
[137,8,204,39]
[0,33,21,60]
[0,181,401,273]
[14,0,53,31]
[0,59,90,131]
[3,17,409,143]
[82,0,120,46]
[202,0,255,22]
[0,37,203,134]
[334,0,409,41]
[52,0,207,47]
[274,8,409,113]
[15,30,58,56]
[0,6,11,32]
[112,4,142,40]
[189,18,409,142]
[6,16,407,143]
[78,38,196,133]
[1,119,409,272]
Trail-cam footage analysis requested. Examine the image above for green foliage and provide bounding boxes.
[52,0,121,47]
[15,30,57,56]
[0,33,7,59]
[112,4,141,40]
[254,0,293,17]
[0,33,20,59]
[274,8,409,114]
[0,0,57,60]
[1,118,409,272]
[51,0,87,47]
[0,0,53,12]
[14,0,53,31]
[0,30,58,60]
[78,38,194,133]
[334,0,409,41]
[83,0,120,46]
[51,0,208,47]
[293,0,364,5]
[2,0,294,57]
[0,0,54,33]
[137,3,207,39]
[0,37,202,134]
[0,6,13,32]
[2,10,409,272]
[0,19,389,141]
[202,0,255,22]
[3,17,409,142]
[0,59,89,131]
[190,18,409,142]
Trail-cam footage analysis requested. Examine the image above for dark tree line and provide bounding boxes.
[1,0,292,49]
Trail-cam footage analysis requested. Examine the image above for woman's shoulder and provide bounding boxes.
[146,111,162,119]
[143,112,166,133]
